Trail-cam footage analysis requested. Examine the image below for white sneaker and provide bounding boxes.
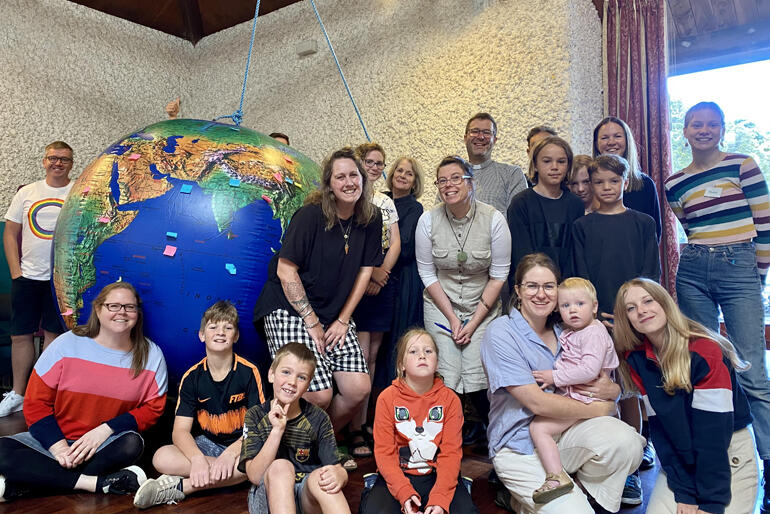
[0,475,6,502]
[133,474,185,508]
[0,391,23,417]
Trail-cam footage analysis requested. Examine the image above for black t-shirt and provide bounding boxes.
[176,354,265,446]
[572,209,661,315]
[507,188,585,281]
[253,203,383,325]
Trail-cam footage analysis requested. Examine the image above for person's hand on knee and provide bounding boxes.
[67,423,112,466]
[189,454,211,488]
[210,449,238,482]
[316,464,346,494]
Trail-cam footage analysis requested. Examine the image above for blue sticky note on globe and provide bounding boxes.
[180,184,193,194]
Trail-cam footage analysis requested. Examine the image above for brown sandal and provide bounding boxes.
[532,470,574,504]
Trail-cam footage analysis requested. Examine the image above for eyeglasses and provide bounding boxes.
[364,159,385,169]
[46,156,73,164]
[520,282,557,294]
[434,174,472,188]
[467,128,494,138]
[103,302,139,312]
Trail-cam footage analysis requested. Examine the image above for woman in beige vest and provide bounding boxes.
[415,156,511,433]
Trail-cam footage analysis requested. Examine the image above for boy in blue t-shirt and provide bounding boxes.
[240,342,350,514]
[133,301,265,509]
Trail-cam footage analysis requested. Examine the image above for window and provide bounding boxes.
[668,60,770,322]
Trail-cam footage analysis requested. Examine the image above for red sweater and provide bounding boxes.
[373,377,463,513]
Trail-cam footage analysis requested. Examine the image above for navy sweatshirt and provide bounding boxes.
[625,338,752,514]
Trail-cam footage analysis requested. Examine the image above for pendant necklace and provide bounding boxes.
[338,217,353,255]
[445,202,476,263]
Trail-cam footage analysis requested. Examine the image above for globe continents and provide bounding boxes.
[52,119,321,383]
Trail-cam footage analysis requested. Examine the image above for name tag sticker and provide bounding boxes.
[705,187,722,198]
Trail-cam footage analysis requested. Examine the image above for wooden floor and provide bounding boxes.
[0,407,663,513]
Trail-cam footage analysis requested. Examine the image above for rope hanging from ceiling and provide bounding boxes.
[214,0,371,143]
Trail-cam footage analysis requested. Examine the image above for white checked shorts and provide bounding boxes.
[263,309,369,392]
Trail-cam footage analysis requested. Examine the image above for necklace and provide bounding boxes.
[444,202,476,263]
[338,217,352,255]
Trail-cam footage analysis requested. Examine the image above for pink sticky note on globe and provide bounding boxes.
[128,153,141,161]
[98,216,110,223]
[163,245,177,257]
[61,309,73,316]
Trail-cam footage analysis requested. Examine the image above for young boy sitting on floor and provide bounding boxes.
[133,300,265,508]
[240,342,350,514]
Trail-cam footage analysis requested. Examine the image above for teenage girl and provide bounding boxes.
[360,328,479,514]
[665,101,770,507]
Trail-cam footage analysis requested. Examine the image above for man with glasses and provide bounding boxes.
[0,141,74,417]
[463,113,527,214]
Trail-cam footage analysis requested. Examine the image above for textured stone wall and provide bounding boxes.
[0,0,601,209]
[0,0,192,207]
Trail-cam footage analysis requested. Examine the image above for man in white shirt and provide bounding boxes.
[0,141,74,416]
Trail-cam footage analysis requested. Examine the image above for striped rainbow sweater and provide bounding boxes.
[664,154,770,278]
[24,331,168,449]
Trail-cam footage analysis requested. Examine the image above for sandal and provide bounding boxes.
[361,422,374,445]
[349,429,373,458]
[338,451,358,472]
[532,470,574,504]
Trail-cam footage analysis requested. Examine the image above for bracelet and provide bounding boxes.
[335,318,349,326]
[305,319,320,330]
[300,309,314,319]
[479,297,491,311]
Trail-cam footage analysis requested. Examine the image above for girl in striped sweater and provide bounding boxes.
[664,101,770,507]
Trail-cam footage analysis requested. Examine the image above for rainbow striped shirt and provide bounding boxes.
[664,154,770,277]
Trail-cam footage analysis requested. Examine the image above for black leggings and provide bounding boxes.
[360,472,480,514]
[0,432,143,492]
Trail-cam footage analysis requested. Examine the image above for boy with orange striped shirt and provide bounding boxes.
[134,301,264,509]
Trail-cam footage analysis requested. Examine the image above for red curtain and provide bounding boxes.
[603,0,679,294]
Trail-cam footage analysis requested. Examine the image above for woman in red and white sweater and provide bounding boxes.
[360,328,479,514]
[0,282,167,501]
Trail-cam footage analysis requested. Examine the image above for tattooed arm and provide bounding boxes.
[276,257,326,353]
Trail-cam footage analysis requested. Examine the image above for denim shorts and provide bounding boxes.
[248,474,308,514]
[194,434,228,458]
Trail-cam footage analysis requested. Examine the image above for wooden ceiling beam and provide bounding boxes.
[178,0,204,45]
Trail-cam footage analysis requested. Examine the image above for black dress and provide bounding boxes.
[373,193,425,384]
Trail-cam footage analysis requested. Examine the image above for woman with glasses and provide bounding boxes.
[348,143,401,458]
[481,253,644,513]
[0,282,168,501]
[415,155,510,429]
[507,136,585,282]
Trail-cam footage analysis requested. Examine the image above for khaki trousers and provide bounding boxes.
[493,416,645,513]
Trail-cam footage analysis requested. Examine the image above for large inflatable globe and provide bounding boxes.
[52,119,321,384]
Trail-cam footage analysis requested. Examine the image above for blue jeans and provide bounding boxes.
[676,242,770,459]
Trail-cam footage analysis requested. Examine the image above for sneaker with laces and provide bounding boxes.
[0,391,23,417]
[620,472,643,506]
[640,439,656,470]
[100,466,147,495]
[133,474,185,508]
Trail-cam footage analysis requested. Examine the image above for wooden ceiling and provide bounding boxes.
[666,0,770,74]
[68,0,303,44]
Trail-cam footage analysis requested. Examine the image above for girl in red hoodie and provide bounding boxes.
[360,328,479,514]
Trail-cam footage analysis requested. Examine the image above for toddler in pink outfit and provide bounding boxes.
[528,277,619,504]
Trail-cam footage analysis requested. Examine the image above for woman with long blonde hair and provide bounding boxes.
[613,278,757,514]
